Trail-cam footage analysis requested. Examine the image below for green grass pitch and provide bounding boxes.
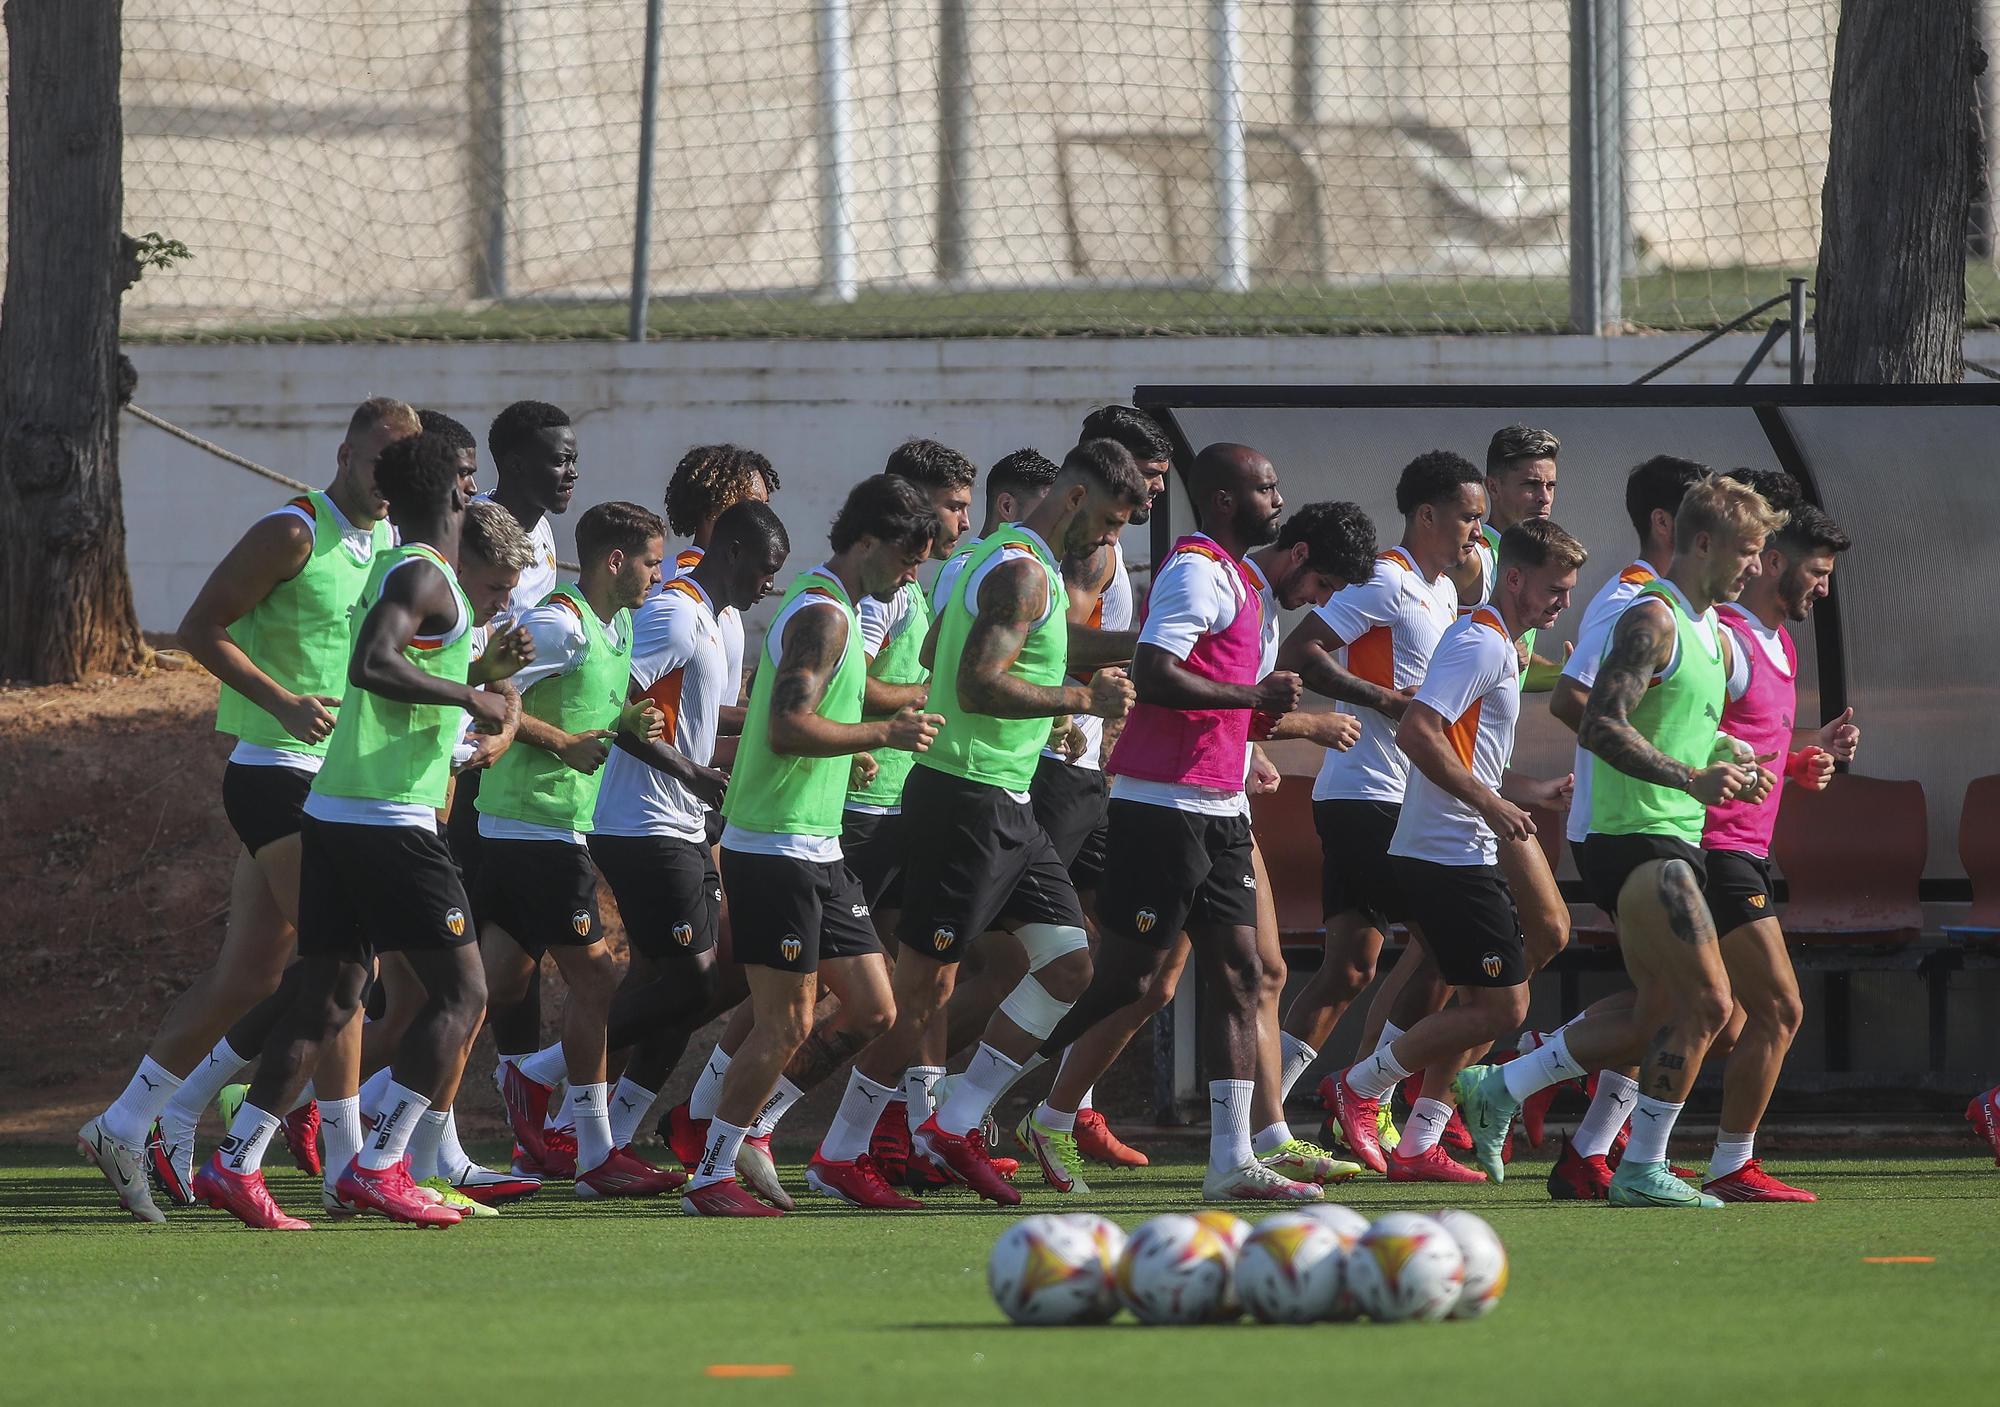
[4,1147,1994,1405]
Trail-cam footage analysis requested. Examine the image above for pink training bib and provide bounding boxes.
[1703,608,1797,857]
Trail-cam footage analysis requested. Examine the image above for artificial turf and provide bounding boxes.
[3,1146,1994,1406]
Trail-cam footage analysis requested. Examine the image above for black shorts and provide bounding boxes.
[588,833,720,962]
[1575,832,1709,919]
[1705,848,1776,936]
[1096,801,1258,949]
[1313,798,1409,926]
[221,762,313,856]
[840,808,906,911]
[719,848,880,973]
[1391,856,1527,987]
[473,836,602,956]
[297,815,474,963]
[443,766,483,883]
[896,765,1087,963]
[1031,755,1110,883]
[703,808,725,848]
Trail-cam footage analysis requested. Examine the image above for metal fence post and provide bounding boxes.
[1569,0,1626,334]
[816,0,859,302]
[1290,0,1326,129]
[1211,0,1250,294]
[628,0,666,342]
[467,0,510,301]
[936,0,971,283]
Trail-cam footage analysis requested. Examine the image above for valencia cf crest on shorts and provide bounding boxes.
[1481,952,1504,979]
[1748,893,1767,909]
[672,922,694,947]
[571,909,592,937]
[780,935,804,964]
[931,927,955,953]
[1134,909,1158,935]
[444,908,467,938]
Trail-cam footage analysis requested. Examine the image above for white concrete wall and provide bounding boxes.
[115,329,1866,631]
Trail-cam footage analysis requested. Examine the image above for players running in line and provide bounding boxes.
[82,403,1873,1226]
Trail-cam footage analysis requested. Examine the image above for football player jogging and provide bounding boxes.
[83,397,416,1223]
[1460,474,1786,1208]
[1017,497,1377,1194]
[831,441,1145,1207]
[1273,451,1485,1166]
[478,501,690,1199]
[1327,520,1585,1184]
[682,475,944,1217]
[1697,493,1857,1202]
[194,431,519,1229]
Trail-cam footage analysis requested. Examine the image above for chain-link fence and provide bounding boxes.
[7,0,1992,338]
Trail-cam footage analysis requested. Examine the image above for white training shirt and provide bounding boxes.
[1043,538,1135,773]
[304,553,468,830]
[1560,558,1659,844]
[1110,535,1253,818]
[1309,547,1461,804]
[477,597,624,846]
[930,535,981,616]
[1389,606,1522,868]
[469,493,558,649]
[668,544,747,720]
[1718,601,1788,696]
[229,495,383,775]
[845,582,926,817]
[720,564,855,863]
[593,575,729,843]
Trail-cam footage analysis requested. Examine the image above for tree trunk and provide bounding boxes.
[1816,0,1985,384]
[0,0,144,682]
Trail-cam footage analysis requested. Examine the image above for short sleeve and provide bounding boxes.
[628,599,699,690]
[1723,627,1752,702]
[1312,561,1396,644]
[508,603,589,693]
[1413,625,1511,726]
[857,590,906,657]
[1565,602,1619,687]
[1137,551,1240,660]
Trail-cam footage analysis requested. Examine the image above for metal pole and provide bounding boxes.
[1290,0,1325,128]
[936,0,971,282]
[1211,0,1250,294]
[1788,275,1807,385]
[1568,0,1625,333]
[627,0,665,342]
[816,0,858,302]
[468,0,510,301]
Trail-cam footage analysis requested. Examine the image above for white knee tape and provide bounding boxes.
[1014,923,1088,973]
[999,976,1072,1040]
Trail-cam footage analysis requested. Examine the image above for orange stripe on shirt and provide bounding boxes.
[1618,563,1656,586]
[1346,624,1394,687]
[1444,694,1483,768]
[675,547,703,572]
[1377,546,1417,574]
[1468,606,1508,638]
[643,665,686,740]
[660,577,702,603]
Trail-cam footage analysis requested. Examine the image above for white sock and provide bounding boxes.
[1251,1121,1291,1157]
[688,1046,730,1121]
[286,1081,316,1115]
[1034,1101,1077,1134]
[407,1108,449,1183]
[164,1037,248,1131]
[218,1101,281,1175]
[1574,1071,1639,1158]
[358,1081,430,1171]
[1076,1085,1094,1112]
[1709,1129,1755,1180]
[692,1117,747,1188]
[936,1044,1020,1137]
[569,1082,613,1174]
[1344,1042,1415,1101]
[1374,1021,1406,1054]
[1401,1097,1453,1157]
[102,1057,184,1147]
[359,1066,394,1123]
[903,1065,946,1136]
[518,1042,567,1089]
[750,1077,805,1138]
[1624,1095,1683,1165]
[319,1095,363,1186]
[821,1071,899,1161]
[991,1050,1048,1109]
[1207,1078,1255,1172]
[609,1077,659,1149]
[1277,1032,1318,1101]
[1502,1029,1586,1103]
[437,1107,474,1179]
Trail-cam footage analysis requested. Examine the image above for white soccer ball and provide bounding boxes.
[1060,1213,1128,1323]
[1115,1214,1233,1325]
[1346,1211,1465,1322]
[1434,1209,1508,1318]
[1235,1212,1345,1324]
[1296,1202,1372,1320]
[1191,1210,1251,1320]
[988,1214,1106,1325]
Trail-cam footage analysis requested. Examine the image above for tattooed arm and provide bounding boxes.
[1274,611,1413,720]
[1577,598,1748,806]
[960,555,1133,721]
[767,603,941,758]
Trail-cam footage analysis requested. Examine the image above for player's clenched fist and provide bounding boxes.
[887,706,945,753]
[1087,666,1135,720]
[1253,669,1302,716]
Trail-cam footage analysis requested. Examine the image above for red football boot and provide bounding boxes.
[500,1063,554,1167]
[904,1147,956,1193]
[1966,1086,2000,1165]
[1326,1074,1387,1175]
[869,1101,912,1184]
[539,1127,578,1179]
[445,1165,542,1205]
[973,1128,1020,1180]
[1073,1108,1150,1168]
[914,1115,1020,1205]
[806,1151,926,1209]
[193,1153,311,1230]
[1702,1159,1817,1203]
[281,1100,322,1176]
[681,1176,784,1217]
[1387,1142,1489,1183]
[1546,1136,1612,1200]
[576,1145,688,1199]
[661,1102,710,1172]
[1442,1106,1474,1152]
[146,1118,195,1207]
[335,1156,461,1226]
